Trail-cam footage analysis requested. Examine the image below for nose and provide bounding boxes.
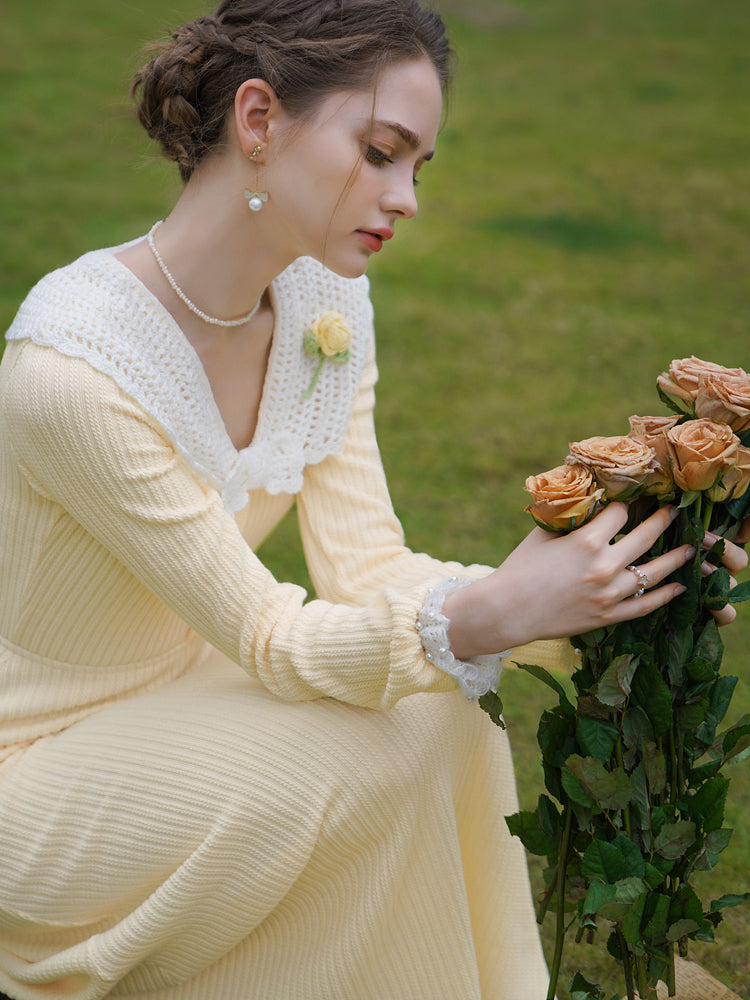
[381,169,419,220]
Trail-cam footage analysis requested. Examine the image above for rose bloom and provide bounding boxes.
[525,463,605,531]
[566,435,659,499]
[666,418,740,492]
[628,414,679,495]
[309,311,351,357]
[657,355,745,406]
[695,373,750,434]
[708,445,750,503]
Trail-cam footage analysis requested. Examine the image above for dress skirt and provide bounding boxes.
[0,651,549,1000]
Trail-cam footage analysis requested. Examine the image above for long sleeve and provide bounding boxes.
[1,340,456,709]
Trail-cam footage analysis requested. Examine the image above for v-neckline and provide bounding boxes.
[107,246,281,457]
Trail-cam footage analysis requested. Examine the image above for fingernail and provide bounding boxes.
[684,546,696,561]
[670,507,680,521]
[704,532,718,545]
[674,584,687,596]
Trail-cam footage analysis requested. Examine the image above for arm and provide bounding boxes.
[3,341,457,709]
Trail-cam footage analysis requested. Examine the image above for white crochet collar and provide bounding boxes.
[6,242,372,511]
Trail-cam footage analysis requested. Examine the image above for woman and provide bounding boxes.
[0,1,746,998]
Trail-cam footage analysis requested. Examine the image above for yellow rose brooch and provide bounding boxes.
[303,311,352,399]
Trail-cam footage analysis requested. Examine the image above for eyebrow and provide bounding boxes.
[377,120,434,161]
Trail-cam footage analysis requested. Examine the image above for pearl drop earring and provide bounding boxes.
[244,144,268,212]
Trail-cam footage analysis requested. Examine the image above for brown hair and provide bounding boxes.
[132,0,453,182]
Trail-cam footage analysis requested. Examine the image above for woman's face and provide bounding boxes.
[266,58,443,277]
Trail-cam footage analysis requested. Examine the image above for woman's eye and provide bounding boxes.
[364,145,393,167]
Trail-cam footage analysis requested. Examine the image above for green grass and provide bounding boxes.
[2,0,750,996]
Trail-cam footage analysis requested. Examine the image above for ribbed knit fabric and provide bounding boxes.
[0,246,574,999]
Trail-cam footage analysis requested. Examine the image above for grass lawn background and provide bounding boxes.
[2,0,749,996]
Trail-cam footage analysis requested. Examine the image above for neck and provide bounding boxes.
[153,160,297,321]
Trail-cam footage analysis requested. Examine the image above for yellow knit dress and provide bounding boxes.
[0,246,572,1000]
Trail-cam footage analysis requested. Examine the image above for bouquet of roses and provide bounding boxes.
[481,357,750,1000]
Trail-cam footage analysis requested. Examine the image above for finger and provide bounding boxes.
[703,532,749,575]
[579,501,630,539]
[711,603,737,626]
[611,505,679,565]
[736,516,750,546]
[621,545,696,599]
[607,582,686,625]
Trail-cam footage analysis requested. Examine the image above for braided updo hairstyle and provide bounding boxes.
[132,0,453,183]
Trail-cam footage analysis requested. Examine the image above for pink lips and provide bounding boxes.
[356,228,394,252]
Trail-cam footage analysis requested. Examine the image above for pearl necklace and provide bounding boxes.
[147,221,261,327]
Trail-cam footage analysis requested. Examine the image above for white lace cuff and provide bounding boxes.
[416,577,508,700]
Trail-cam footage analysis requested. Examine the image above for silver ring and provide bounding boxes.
[627,564,649,598]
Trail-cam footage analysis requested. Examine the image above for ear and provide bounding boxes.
[234,79,278,156]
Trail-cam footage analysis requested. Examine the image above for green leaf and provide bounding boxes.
[620,890,648,944]
[631,661,673,737]
[643,892,670,941]
[517,663,576,716]
[663,628,693,685]
[537,794,562,838]
[581,881,617,917]
[721,718,750,761]
[708,892,750,913]
[505,809,558,856]
[594,654,638,707]
[478,689,505,728]
[581,834,645,884]
[682,774,730,833]
[728,579,750,604]
[654,820,696,860]
[538,709,577,767]
[678,489,702,509]
[576,716,620,762]
[703,565,731,609]
[696,676,738,744]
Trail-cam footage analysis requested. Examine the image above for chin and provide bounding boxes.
[315,253,370,280]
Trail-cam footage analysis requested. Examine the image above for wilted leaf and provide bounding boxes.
[666,918,700,942]
[566,755,632,811]
[478,689,505,728]
[654,820,696,860]
[595,654,639,707]
[569,970,606,1000]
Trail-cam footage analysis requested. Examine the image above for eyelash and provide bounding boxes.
[364,145,420,187]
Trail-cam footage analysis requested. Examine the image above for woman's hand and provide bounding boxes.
[444,503,693,659]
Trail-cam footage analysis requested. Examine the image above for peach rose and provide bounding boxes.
[627,414,679,495]
[566,435,659,500]
[695,373,750,434]
[309,311,351,357]
[707,445,750,503]
[657,356,745,407]
[666,418,740,492]
[524,463,605,531]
